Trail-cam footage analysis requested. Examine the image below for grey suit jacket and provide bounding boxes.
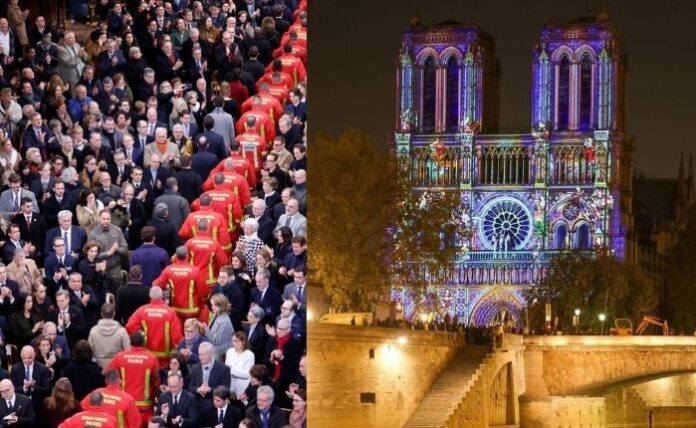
[0,189,38,221]
[283,282,307,307]
[153,191,190,231]
[209,108,235,151]
[56,43,89,86]
[274,213,307,238]
[206,313,234,359]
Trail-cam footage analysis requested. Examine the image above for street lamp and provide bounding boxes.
[573,308,581,335]
[598,313,606,335]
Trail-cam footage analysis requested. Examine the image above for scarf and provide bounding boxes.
[273,334,290,382]
[156,141,169,156]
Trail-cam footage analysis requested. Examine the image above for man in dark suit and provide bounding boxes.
[179,111,199,140]
[250,269,283,324]
[191,137,220,181]
[44,213,87,258]
[108,149,133,187]
[43,236,78,296]
[199,115,228,161]
[28,164,54,210]
[0,379,36,427]
[174,155,202,204]
[96,39,126,78]
[143,160,172,200]
[263,318,302,408]
[185,46,211,85]
[143,204,178,256]
[187,342,231,412]
[20,113,52,159]
[9,346,50,419]
[202,386,241,428]
[244,307,269,364]
[115,266,151,326]
[66,272,100,331]
[1,224,34,265]
[251,199,276,247]
[0,266,20,331]
[42,180,77,229]
[120,184,147,250]
[242,46,266,82]
[133,120,155,152]
[129,166,154,214]
[245,385,288,428]
[12,198,47,264]
[122,133,144,169]
[156,372,197,428]
[46,290,86,349]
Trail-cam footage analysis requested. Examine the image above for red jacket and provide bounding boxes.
[241,92,283,122]
[236,109,275,144]
[211,153,257,189]
[267,82,290,105]
[106,346,160,409]
[272,44,307,64]
[266,53,306,85]
[257,71,294,93]
[179,208,232,252]
[184,231,228,286]
[58,409,118,428]
[191,188,244,235]
[125,300,183,360]
[235,130,268,172]
[202,170,251,206]
[80,385,141,428]
[152,259,208,317]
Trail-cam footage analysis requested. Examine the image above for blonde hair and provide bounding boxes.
[210,293,231,314]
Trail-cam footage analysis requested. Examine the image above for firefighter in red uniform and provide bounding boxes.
[272,34,307,64]
[234,117,268,173]
[236,99,275,145]
[184,219,228,287]
[258,60,294,92]
[210,144,257,189]
[192,175,245,242]
[60,392,118,428]
[125,287,183,366]
[81,370,141,428]
[107,332,160,427]
[179,195,232,253]
[201,168,251,207]
[241,83,283,122]
[152,246,209,322]
[265,44,306,85]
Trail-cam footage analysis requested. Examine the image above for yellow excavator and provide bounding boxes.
[611,316,669,336]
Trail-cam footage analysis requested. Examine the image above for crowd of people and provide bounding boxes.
[0,0,308,426]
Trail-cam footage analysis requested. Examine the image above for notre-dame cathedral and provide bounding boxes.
[391,15,635,327]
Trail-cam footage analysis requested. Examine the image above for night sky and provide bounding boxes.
[311,0,696,177]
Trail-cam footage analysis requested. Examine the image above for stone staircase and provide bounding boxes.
[403,345,491,428]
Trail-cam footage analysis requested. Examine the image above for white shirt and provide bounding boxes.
[0,32,9,57]
[224,349,254,394]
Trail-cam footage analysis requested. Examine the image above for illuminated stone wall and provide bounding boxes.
[307,323,466,428]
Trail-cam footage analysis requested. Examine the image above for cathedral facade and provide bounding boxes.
[392,16,633,327]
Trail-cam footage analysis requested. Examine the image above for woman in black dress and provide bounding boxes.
[8,292,42,348]
[62,340,105,401]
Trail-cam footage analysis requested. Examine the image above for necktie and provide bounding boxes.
[59,257,64,267]
[140,137,145,148]
[63,231,69,252]
[297,286,303,301]
[5,401,11,411]
[173,394,178,409]
[12,193,19,212]
[262,412,268,428]
[203,366,210,385]
[127,149,132,160]
[285,215,291,227]
[148,124,154,135]
[119,166,123,176]
[218,409,224,423]
[25,366,30,380]
[25,216,31,230]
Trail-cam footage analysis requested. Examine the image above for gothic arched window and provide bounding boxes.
[555,224,567,249]
[579,55,593,129]
[445,56,459,132]
[576,223,591,250]
[422,56,437,133]
[557,56,570,130]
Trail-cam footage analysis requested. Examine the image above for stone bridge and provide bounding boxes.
[309,325,696,427]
